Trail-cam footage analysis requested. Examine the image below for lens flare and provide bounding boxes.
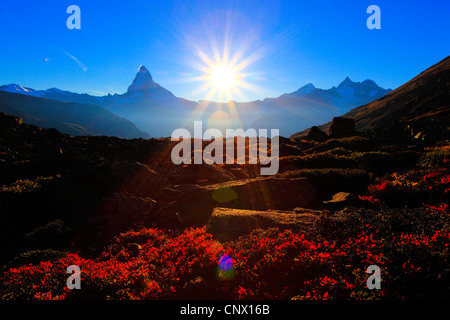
[219,255,233,271]
[217,254,235,280]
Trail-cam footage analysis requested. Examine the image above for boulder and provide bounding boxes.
[328,117,356,138]
[307,126,329,142]
[156,177,321,228]
[206,207,321,242]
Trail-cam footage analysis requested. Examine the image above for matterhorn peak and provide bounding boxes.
[138,65,150,75]
[127,65,157,92]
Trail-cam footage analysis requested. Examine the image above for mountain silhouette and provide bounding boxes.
[291,55,450,140]
[0,90,150,138]
[126,65,158,92]
[0,66,392,137]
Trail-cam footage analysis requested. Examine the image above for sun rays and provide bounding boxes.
[171,7,270,131]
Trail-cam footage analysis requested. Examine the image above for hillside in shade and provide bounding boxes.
[0,91,150,138]
[1,105,449,300]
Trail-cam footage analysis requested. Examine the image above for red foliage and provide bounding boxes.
[0,227,223,300]
[0,254,88,300]
[1,220,449,300]
[422,203,449,215]
[368,180,392,194]
[358,195,381,204]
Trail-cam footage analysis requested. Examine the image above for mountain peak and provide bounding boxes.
[338,77,355,88]
[361,79,379,88]
[138,65,150,75]
[0,83,36,93]
[127,65,157,92]
[301,83,316,90]
[292,83,316,96]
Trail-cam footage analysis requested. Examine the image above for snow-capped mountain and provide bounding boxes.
[0,84,43,96]
[0,84,102,105]
[0,67,392,137]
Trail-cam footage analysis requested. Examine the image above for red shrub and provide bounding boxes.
[1,225,449,300]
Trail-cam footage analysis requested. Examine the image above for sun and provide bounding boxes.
[187,46,265,103]
[208,64,239,90]
[197,58,246,102]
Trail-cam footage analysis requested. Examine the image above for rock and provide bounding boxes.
[323,192,359,210]
[307,126,329,142]
[111,160,161,197]
[156,177,321,228]
[413,131,425,141]
[206,207,321,242]
[328,117,356,138]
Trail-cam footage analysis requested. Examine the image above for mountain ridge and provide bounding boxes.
[0,90,151,138]
[0,66,393,137]
[290,55,450,139]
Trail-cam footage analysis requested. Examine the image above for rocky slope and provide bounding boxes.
[1,106,447,271]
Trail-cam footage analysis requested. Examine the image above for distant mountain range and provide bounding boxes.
[0,65,393,138]
[0,91,150,138]
[291,55,450,140]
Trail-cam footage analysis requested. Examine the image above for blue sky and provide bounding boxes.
[0,0,449,102]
